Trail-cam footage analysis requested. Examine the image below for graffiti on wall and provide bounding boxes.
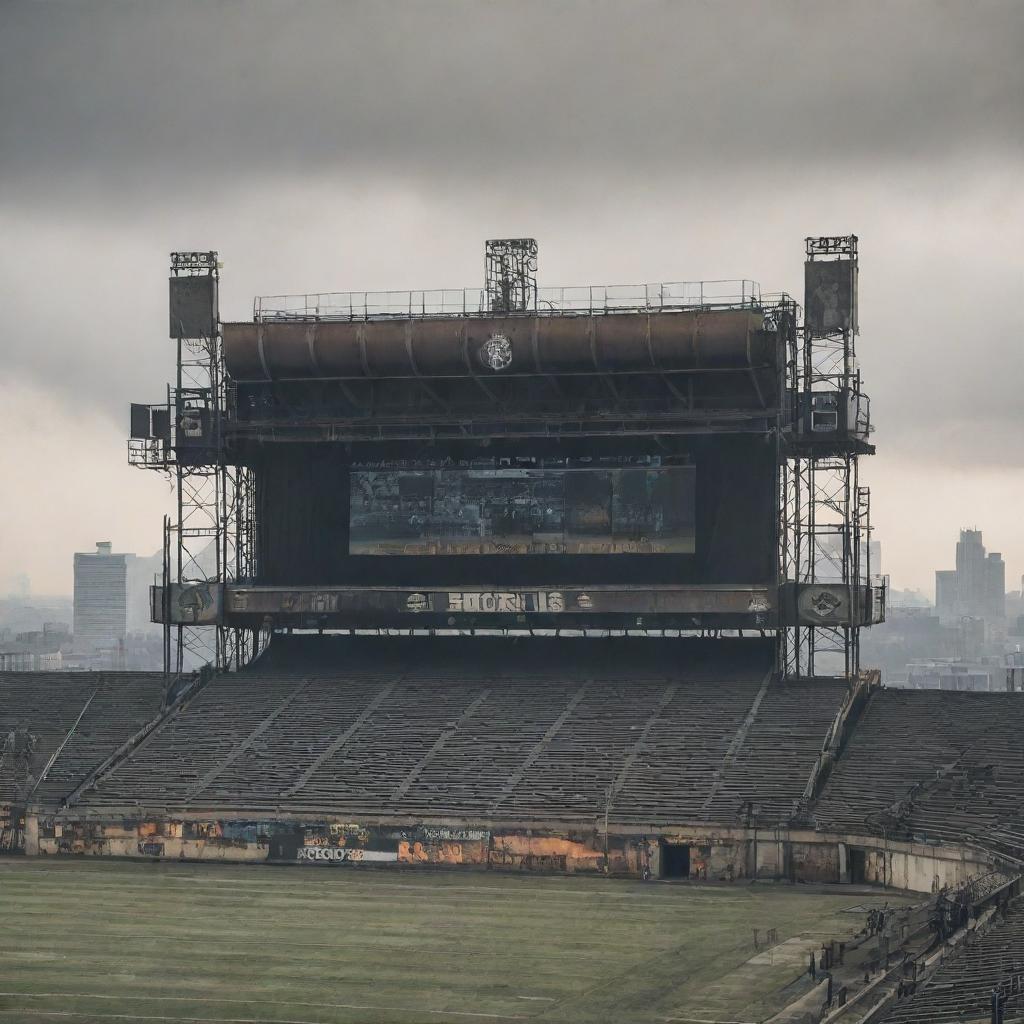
[35,815,645,876]
[298,846,398,863]
[390,826,490,866]
[490,833,607,873]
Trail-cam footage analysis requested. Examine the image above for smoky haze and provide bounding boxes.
[1,0,1022,595]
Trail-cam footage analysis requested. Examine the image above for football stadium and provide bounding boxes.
[2,238,1022,1024]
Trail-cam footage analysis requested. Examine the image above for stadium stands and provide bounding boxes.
[71,636,848,827]
[0,673,164,805]
[700,676,848,824]
[813,689,1024,851]
[882,896,1024,1024]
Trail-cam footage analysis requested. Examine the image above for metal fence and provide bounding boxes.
[254,279,762,322]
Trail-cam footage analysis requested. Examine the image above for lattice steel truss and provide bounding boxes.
[485,238,538,312]
[780,456,875,678]
[136,253,261,674]
[779,236,879,679]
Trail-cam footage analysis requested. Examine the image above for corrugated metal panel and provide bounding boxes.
[222,309,770,381]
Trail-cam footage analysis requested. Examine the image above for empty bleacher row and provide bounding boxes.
[701,676,848,824]
[72,636,849,826]
[813,689,1024,849]
[0,673,165,804]
[881,895,1024,1024]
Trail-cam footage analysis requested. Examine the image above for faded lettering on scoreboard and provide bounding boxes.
[349,460,695,556]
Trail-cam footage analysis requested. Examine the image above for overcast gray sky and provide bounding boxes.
[1,0,1022,596]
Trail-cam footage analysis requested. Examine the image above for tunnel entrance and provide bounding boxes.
[849,847,867,884]
[661,842,691,878]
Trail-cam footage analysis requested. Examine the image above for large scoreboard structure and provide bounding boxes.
[129,238,885,676]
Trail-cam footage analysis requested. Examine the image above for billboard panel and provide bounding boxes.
[165,582,223,624]
[169,276,216,339]
[130,403,151,440]
[804,259,856,336]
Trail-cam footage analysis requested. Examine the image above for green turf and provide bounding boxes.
[0,859,908,1024]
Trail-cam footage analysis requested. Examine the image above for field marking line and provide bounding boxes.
[0,992,528,1021]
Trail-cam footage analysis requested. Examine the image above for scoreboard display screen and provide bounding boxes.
[348,461,696,556]
[255,436,775,588]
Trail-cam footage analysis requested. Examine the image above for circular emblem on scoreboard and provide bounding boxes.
[798,586,846,622]
[406,592,428,613]
[480,333,513,372]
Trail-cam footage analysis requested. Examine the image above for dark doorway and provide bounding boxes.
[662,842,691,878]
[268,828,303,862]
[849,848,866,884]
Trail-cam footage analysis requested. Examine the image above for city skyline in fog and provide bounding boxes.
[1,0,1023,596]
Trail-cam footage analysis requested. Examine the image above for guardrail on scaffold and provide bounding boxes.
[253,279,763,322]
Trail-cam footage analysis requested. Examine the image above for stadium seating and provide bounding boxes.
[813,689,1024,850]
[881,895,1024,1024]
[32,675,166,802]
[0,673,164,804]
[70,636,849,827]
[700,676,848,825]
[85,672,298,805]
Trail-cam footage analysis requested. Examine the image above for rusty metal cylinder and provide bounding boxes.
[222,309,771,381]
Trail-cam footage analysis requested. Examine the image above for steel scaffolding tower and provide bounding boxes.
[127,239,882,679]
[780,235,880,679]
[485,238,538,312]
[130,252,259,674]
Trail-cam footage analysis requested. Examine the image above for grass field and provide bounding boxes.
[0,859,908,1024]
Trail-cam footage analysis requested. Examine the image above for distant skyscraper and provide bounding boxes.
[935,570,958,622]
[955,529,986,618]
[935,529,1005,628]
[986,550,1006,621]
[73,542,128,648]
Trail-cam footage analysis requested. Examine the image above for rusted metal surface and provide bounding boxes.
[222,309,773,381]
[152,582,779,630]
[34,815,645,874]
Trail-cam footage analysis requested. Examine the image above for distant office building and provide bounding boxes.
[0,646,62,671]
[907,657,1010,692]
[935,529,1005,628]
[1007,651,1024,692]
[125,548,164,635]
[814,537,881,580]
[73,541,128,649]
[986,552,1006,621]
[935,570,958,620]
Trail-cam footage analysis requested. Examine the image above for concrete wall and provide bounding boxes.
[859,841,991,893]
[31,815,653,876]
[27,813,997,892]
[790,840,840,883]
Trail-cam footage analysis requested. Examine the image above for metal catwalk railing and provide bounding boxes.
[254,279,762,321]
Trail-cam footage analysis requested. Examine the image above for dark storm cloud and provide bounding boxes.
[1,0,1023,475]
[1,0,1022,197]
[2,0,1023,592]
